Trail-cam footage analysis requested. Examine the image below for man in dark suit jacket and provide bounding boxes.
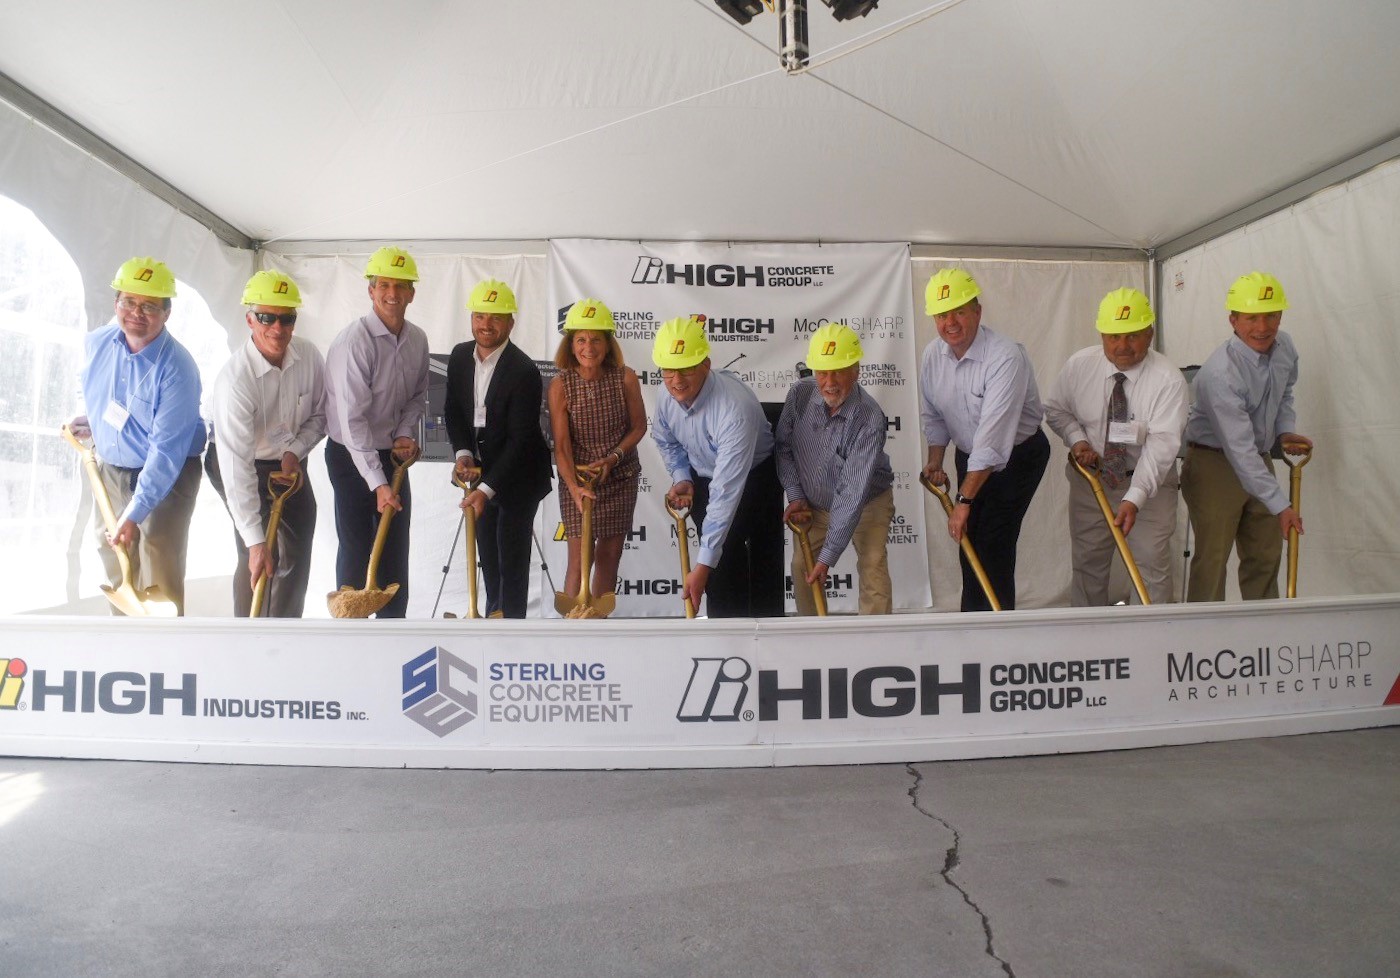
[444,279,552,618]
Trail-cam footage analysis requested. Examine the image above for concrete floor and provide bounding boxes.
[1,728,1396,978]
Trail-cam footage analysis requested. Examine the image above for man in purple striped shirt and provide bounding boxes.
[776,323,894,615]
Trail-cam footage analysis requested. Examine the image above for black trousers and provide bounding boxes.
[205,444,317,618]
[954,427,1050,612]
[478,495,539,619]
[326,439,412,619]
[692,454,784,619]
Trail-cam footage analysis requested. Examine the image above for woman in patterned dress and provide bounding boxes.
[548,298,647,610]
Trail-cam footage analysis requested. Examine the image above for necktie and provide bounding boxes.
[1101,372,1129,489]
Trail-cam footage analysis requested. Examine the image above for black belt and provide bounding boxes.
[1187,441,1222,453]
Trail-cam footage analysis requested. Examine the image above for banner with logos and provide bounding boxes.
[2,597,1397,768]
[544,239,930,617]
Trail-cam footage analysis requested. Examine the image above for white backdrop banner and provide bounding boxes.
[1,597,1396,769]
[546,239,930,617]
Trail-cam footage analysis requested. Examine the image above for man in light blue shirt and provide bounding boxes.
[1182,272,1310,601]
[919,268,1049,611]
[652,317,782,618]
[75,256,206,615]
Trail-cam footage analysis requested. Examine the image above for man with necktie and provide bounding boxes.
[1045,288,1188,605]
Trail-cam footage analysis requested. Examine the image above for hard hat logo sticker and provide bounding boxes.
[671,340,686,355]
[1260,286,1274,300]
[822,341,837,356]
[485,290,498,303]
[584,307,596,319]
[392,255,406,268]
[1116,305,1132,320]
[137,268,153,282]
[938,285,950,301]
[275,282,289,294]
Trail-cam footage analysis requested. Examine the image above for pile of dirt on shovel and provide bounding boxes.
[328,589,393,619]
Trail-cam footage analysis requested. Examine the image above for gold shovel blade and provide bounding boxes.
[100,582,178,618]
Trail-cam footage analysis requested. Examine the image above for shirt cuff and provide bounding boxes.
[1122,486,1148,510]
[480,483,497,500]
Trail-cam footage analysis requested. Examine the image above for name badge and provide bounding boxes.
[474,405,487,428]
[103,400,130,431]
[1108,420,1143,445]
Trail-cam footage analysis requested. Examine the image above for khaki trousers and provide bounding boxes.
[791,488,895,616]
[1065,460,1178,606]
[1181,446,1282,602]
[91,455,202,615]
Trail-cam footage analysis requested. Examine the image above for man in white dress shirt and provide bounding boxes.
[324,247,430,618]
[1044,288,1187,605]
[207,270,326,617]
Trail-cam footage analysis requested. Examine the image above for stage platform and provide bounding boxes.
[2,595,1396,769]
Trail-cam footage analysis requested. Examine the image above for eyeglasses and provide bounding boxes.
[660,366,698,379]
[252,312,297,327]
[116,297,163,318]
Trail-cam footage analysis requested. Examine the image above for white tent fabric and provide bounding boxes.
[3,1,1399,248]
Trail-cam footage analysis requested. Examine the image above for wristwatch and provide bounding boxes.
[954,493,976,506]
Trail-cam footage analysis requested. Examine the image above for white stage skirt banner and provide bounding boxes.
[544,238,930,617]
[2,597,1396,769]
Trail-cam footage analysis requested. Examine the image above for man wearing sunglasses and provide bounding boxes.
[324,246,430,618]
[206,271,327,617]
[73,256,206,615]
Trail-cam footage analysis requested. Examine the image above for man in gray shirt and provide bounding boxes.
[1181,272,1310,602]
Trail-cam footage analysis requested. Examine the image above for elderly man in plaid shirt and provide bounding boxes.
[775,323,895,615]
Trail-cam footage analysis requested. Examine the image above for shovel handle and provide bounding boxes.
[667,500,696,618]
[785,516,828,616]
[61,423,149,614]
[918,472,1002,612]
[1068,453,1151,605]
[1281,441,1309,598]
[250,470,301,618]
[365,450,417,590]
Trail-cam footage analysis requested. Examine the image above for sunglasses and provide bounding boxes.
[252,312,297,327]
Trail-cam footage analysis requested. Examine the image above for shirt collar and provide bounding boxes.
[940,324,990,363]
[1227,333,1271,366]
[680,369,719,414]
[1101,352,1146,383]
[243,335,299,377]
[110,324,170,360]
[476,339,510,367]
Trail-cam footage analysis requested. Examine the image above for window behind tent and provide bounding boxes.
[0,194,85,614]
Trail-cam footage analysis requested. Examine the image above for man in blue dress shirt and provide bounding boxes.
[74,256,206,615]
[1182,272,1311,602]
[651,317,783,618]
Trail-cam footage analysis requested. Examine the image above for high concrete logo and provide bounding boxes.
[402,647,478,737]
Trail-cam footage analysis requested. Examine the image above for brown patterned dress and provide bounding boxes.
[558,366,641,538]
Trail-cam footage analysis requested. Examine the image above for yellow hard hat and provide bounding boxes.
[242,270,303,308]
[111,256,177,299]
[651,317,711,369]
[1096,287,1155,334]
[806,322,863,370]
[364,246,419,282]
[925,268,980,316]
[1225,272,1288,313]
[564,297,615,332]
[468,278,517,314]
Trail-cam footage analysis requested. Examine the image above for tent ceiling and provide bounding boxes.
[3,0,1399,249]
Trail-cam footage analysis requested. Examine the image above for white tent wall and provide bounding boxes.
[0,99,251,339]
[1160,157,1400,600]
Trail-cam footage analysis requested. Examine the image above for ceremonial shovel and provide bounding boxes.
[250,470,301,617]
[555,467,616,619]
[1281,439,1313,598]
[327,449,417,618]
[785,512,829,616]
[443,468,482,619]
[61,423,178,617]
[919,473,1002,611]
[1068,452,1151,605]
[666,496,697,619]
